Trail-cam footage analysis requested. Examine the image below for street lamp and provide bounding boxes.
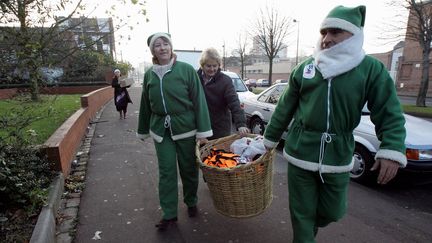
[293,19,300,66]
[166,0,170,34]
[222,42,226,71]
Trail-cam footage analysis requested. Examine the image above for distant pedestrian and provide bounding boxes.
[137,32,213,231]
[197,48,249,140]
[263,5,407,242]
[111,69,132,119]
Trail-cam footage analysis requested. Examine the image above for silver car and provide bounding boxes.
[243,83,432,184]
[243,83,287,135]
[222,71,256,107]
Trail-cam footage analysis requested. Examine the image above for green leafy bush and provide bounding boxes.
[0,101,57,242]
[0,94,80,241]
[0,145,55,213]
[0,103,56,214]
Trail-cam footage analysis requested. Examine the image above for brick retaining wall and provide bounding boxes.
[81,87,113,119]
[0,88,19,99]
[41,86,113,175]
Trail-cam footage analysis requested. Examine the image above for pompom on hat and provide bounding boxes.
[320,5,366,35]
[147,32,172,54]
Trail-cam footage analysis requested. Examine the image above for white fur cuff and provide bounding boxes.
[263,137,278,149]
[196,130,213,139]
[375,149,407,168]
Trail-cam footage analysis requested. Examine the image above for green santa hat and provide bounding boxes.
[320,5,366,35]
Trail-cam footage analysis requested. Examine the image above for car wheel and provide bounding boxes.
[350,144,376,184]
[250,117,265,135]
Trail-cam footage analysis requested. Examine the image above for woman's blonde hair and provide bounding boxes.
[199,47,222,68]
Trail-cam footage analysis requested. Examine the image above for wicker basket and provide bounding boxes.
[196,134,274,218]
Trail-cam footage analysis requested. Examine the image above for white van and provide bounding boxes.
[222,71,256,107]
[257,78,270,87]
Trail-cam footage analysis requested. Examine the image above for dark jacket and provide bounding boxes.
[197,68,247,139]
[112,76,132,110]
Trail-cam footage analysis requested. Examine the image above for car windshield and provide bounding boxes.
[258,84,286,104]
[232,77,248,92]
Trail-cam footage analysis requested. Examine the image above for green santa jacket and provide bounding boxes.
[137,61,213,142]
[263,56,407,173]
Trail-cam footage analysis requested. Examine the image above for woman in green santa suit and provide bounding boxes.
[137,32,212,231]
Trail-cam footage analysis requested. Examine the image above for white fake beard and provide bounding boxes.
[313,31,365,79]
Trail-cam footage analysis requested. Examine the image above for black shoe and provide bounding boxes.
[188,206,198,217]
[155,217,177,231]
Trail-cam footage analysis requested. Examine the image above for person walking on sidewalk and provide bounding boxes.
[137,32,213,231]
[111,69,132,119]
[197,47,249,140]
[263,5,407,242]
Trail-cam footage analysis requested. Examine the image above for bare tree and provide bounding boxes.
[250,5,292,86]
[401,0,432,106]
[233,33,248,80]
[0,0,84,101]
[0,0,147,101]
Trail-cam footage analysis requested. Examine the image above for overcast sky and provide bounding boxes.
[77,0,407,66]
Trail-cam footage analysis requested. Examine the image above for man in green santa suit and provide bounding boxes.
[263,5,407,243]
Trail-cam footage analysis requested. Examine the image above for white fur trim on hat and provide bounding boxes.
[320,17,362,35]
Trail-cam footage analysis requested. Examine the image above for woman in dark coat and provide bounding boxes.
[111,69,132,119]
[197,48,249,140]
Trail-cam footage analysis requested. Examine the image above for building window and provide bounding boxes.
[400,64,412,79]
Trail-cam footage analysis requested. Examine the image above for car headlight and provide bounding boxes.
[406,148,432,160]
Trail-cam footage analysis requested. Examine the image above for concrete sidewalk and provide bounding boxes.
[73,86,293,243]
[73,86,419,243]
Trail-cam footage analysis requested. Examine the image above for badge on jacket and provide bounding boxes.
[303,64,315,79]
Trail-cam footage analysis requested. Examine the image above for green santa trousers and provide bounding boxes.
[154,132,199,220]
[288,163,350,243]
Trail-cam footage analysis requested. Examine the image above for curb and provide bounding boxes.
[28,102,106,243]
[29,173,65,243]
[55,107,101,243]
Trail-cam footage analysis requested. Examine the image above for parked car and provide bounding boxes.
[222,71,256,108]
[351,106,432,184]
[243,83,287,135]
[274,79,288,84]
[244,78,257,88]
[256,78,270,87]
[243,83,432,184]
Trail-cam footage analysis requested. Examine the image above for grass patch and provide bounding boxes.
[402,105,432,118]
[251,87,265,94]
[0,94,82,144]
[402,105,432,114]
